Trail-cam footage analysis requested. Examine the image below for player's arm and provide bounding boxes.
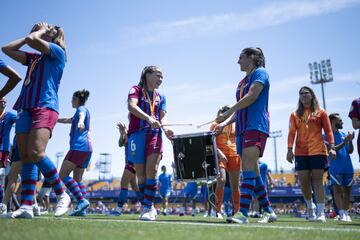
[2,38,27,64]
[25,23,52,55]
[0,65,22,99]
[160,110,174,139]
[128,97,161,128]
[57,117,72,124]
[77,112,86,132]
[216,82,264,123]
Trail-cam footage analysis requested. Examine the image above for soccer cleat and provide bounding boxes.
[10,206,34,219]
[33,204,41,216]
[0,203,7,214]
[316,212,326,223]
[107,206,123,216]
[191,209,196,217]
[55,192,71,217]
[258,212,277,223]
[215,212,223,219]
[227,212,249,224]
[139,207,156,221]
[203,212,209,218]
[179,207,185,216]
[76,209,87,217]
[346,215,352,222]
[69,199,90,216]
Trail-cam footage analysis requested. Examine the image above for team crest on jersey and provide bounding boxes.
[129,88,136,95]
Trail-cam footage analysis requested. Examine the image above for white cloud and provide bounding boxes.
[124,0,360,46]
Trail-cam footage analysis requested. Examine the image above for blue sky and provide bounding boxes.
[1,0,359,179]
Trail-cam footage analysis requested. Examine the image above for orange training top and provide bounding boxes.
[210,122,239,158]
[287,108,334,156]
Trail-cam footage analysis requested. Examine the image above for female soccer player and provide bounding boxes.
[2,22,70,218]
[58,89,92,216]
[216,48,276,224]
[127,65,174,221]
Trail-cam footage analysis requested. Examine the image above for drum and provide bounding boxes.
[172,131,219,181]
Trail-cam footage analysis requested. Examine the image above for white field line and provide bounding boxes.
[38,216,360,233]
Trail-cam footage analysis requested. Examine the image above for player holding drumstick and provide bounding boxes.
[127,65,174,221]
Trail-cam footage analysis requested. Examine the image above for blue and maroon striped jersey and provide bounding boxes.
[128,85,166,135]
[13,43,65,113]
[69,106,92,152]
[235,67,270,136]
[0,112,16,152]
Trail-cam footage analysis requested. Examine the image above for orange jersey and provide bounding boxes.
[210,122,242,171]
[287,108,334,156]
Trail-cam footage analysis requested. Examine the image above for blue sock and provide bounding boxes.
[21,163,38,206]
[254,176,273,213]
[36,156,64,195]
[117,188,128,208]
[143,179,157,209]
[239,171,256,217]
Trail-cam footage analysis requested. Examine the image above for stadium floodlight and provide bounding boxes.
[269,130,282,174]
[55,152,64,169]
[308,59,333,110]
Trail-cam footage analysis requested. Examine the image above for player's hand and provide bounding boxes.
[117,122,127,134]
[286,149,294,163]
[345,131,355,143]
[78,122,85,132]
[329,149,336,160]
[214,124,224,136]
[215,111,230,124]
[147,116,161,128]
[163,128,174,140]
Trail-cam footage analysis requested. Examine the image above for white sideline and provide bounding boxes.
[38,216,360,233]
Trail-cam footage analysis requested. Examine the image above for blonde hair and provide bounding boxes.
[52,26,67,60]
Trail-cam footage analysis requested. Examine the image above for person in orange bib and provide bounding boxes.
[211,105,241,218]
[287,86,336,223]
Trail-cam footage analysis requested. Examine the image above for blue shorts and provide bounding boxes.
[329,173,353,187]
[184,187,197,199]
[10,147,20,163]
[127,130,163,164]
[295,155,327,171]
[160,190,171,198]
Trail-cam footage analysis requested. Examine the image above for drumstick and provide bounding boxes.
[162,123,193,127]
[196,120,214,128]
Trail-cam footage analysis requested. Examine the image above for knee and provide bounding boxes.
[217,177,225,187]
[27,149,45,162]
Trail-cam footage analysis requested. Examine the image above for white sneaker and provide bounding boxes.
[316,212,326,223]
[203,212,209,218]
[346,215,352,222]
[258,212,277,223]
[139,207,156,221]
[10,206,34,219]
[151,206,158,216]
[33,204,41,216]
[55,193,71,217]
[0,203,7,214]
[307,205,316,222]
